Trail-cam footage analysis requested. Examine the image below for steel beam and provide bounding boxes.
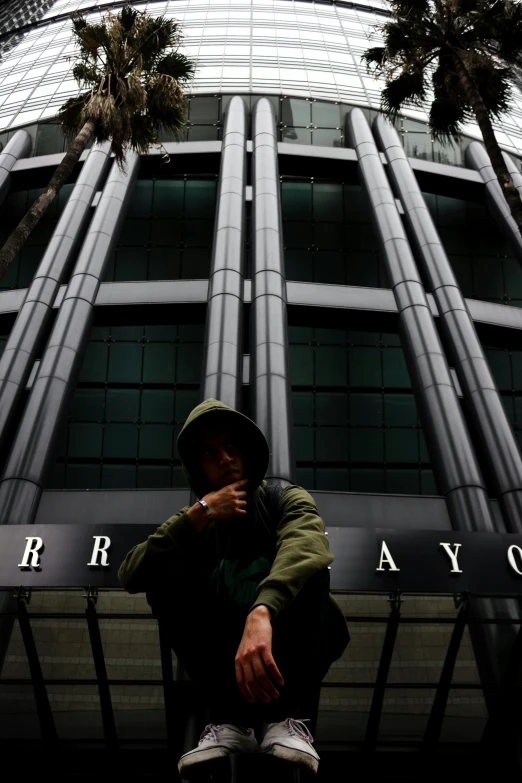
[374,116,522,533]
[0,143,111,459]
[346,108,494,533]
[0,129,32,205]
[251,98,295,486]
[202,96,247,409]
[0,153,140,525]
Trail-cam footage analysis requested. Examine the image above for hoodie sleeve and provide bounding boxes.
[250,486,333,620]
[118,508,202,594]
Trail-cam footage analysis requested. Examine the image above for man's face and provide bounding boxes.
[198,431,246,491]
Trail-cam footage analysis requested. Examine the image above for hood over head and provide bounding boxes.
[177,398,270,497]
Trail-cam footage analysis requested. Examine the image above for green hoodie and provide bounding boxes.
[118,399,349,661]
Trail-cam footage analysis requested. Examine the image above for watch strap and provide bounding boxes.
[197,498,213,521]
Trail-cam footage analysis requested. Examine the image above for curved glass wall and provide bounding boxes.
[1,0,522,160]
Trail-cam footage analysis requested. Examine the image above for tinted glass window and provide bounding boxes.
[282,179,386,287]
[104,178,217,283]
[50,324,203,490]
[289,325,435,494]
[0,184,74,290]
[424,193,521,307]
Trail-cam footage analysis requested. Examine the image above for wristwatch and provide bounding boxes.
[197,498,213,522]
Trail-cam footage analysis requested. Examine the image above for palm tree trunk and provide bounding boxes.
[452,54,522,235]
[0,119,96,282]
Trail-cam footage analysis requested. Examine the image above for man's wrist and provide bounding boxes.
[186,502,209,532]
[250,604,272,620]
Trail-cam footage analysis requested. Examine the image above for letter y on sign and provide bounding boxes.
[439,543,463,573]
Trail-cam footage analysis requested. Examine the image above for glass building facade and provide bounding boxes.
[1,0,522,779]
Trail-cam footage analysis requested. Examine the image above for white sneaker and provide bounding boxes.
[178,723,259,777]
[260,718,320,774]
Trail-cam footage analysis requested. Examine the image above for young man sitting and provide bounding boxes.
[118,398,349,777]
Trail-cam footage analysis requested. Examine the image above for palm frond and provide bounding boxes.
[61,3,196,166]
[362,46,387,70]
[382,71,427,116]
[156,51,195,82]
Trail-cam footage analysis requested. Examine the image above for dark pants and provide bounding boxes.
[160,573,334,732]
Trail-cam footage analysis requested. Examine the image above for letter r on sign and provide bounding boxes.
[18,537,44,570]
[88,536,111,567]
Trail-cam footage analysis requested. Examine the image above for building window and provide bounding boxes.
[289,325,435,494]
[281,178,386,287]
[279,97,343,148]
[483,345,522,453]
[104,177,217,283]
[50,324,204,490]
[423,193,522,307]
[0,184,74,290]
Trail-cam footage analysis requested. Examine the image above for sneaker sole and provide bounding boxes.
[263,744,319,775]
[178,750,260,780]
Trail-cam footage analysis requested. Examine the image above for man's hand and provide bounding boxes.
[235,605,284,704]
[203,479,249,521]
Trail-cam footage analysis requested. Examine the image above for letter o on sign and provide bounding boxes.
[507,545,522,576]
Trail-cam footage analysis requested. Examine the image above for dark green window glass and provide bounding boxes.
[139,424,173,459]
[185,180,217,218]
[281,98,310,126]
[289,326,431,494]
[106,178,216,283]
[143,344,176,384]
[102,464,136,489]
[312,129,342,148]
[70,389,105,422]
[311,101,340,128]
[0,186,73,290]
[153,180,185,217]
[282,179,382,286]
[53,324,203,489]
[423,192,518,304]
[34,123,66,155]
[350,348,381,386]
[108,343,143,384]
[189,96,220,123]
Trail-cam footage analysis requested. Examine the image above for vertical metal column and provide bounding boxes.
[0,143,112,457]
[346,108,494,532]
[374,117,522,533]
[0,153,140,525]
[466,141,522,262]
[0,129,32,205]
[202,96,247,409]
[251,98,295,486]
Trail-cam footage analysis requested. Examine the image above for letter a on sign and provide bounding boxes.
[87,536,111,567]
[18,537,44,570]
[376,541,400,572]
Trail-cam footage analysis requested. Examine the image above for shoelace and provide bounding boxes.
[199,724,221,744]
[284,718,314,745]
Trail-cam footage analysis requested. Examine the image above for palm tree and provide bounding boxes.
[0,4,195,281]
[363,0,522,233]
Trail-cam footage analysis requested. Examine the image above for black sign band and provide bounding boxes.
[1,525,522,595]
